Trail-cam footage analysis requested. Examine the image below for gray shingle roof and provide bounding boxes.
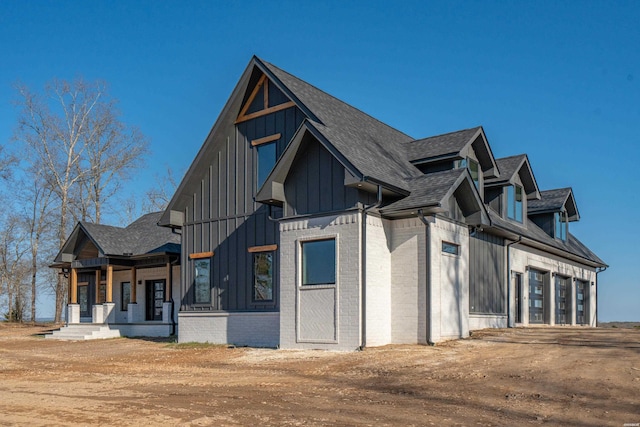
[261,59,422,192]
[528,188,572,213]
[487,210,605,267]
[380,169,465,212]
[80,212,180,256]
[486,155,526,184]
[402,127,482,163]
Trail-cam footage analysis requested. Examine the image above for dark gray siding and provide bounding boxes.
[284,134,375,216]
[181,105,305,312]
[469,231,506,314]
[486,187,502,214]
[530,213,553,238]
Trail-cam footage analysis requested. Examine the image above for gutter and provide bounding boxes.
[359,185,383,350]
[417,209,435,345]
[594,266,607,327]
[506,236,522,327]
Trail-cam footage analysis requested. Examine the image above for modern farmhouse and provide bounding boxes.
[157,56,606,350]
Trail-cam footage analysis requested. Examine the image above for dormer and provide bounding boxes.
[528,188,579,241]
[484,154,540,226]
[403,126,500,202]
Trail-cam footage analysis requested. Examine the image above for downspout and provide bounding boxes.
[359,184,383,350]
[506,236,522,328]
[170,256,180,336]
[417,210,434,345]
[594,266,607,327]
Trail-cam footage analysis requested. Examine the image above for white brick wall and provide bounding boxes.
[365,215,392,346]
[389,218,427,344]
[179,312,280,347]
[429,217,469,343]
[279,212,362,350]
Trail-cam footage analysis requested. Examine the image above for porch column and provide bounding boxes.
[106,265,113,303]
[130,267,137,303]
[95,269,101,303]
[70,268,78,304]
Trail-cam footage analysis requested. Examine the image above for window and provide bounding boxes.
[193,258,211,304]
[253,252,274,301]
[256,141,276,189]
[302,239,336,286]
[456,158,480,188]
[441,241,459,255]
[528,269,545,324]
[121,282,131,311]
[507,184,523,222]
[554,211,567,241]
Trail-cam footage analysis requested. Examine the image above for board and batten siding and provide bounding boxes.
[468,231,506,314]
[284,134,377,216]
[181,105,305,312]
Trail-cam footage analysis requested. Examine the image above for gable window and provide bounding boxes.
[456,158,480,188]
[302,238,336,286]
[507,184,523,222]
[193,257,211,304]
[253,252,274,301]
[554,211,567,241]
[121,282,131,311]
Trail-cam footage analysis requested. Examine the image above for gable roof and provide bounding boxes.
[379,169,490,225]
[402,126,500,178]
[54,212,180,263]
[259,58,422,192]
[528,188,580,221]
[485,154,541,199]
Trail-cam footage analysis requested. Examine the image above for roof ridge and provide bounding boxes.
[260,59,414,140]
[408,126,482,144]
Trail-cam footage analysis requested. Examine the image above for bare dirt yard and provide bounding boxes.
[0,324,638,426]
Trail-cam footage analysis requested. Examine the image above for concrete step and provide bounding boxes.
[46,324,121,340]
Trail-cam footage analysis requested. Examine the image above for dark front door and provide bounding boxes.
[77,272,96,318]
[514,273,523,324]
[146,280,165,321]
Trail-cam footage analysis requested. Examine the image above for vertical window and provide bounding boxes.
[253,252,274,301]
[121,282,131,311]
[507,184,523,222]
[302,239,336,286]
[555,212,567,241]
[456,158,480,188]
[256,141,277,189]
[528,269,545,324]
[468,159,479,189]
[194,258,211,304]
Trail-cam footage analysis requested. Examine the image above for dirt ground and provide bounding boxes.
[0,324,638,426]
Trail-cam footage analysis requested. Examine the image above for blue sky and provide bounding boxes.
[1,1,638,321]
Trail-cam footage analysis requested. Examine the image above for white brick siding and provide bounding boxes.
[178,312,280,347]
[365,215,392,346]
[279,212,362,350]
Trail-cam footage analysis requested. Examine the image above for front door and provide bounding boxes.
[77,272,96,319]
[146,280,165,321]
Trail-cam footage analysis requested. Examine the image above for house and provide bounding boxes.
[50,212,180,338]
[154,56,607,350]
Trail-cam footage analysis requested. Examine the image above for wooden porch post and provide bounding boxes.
[106,265,113,303]
[130,267,137,303]
[95,270,101,303]
[70,268,78,304]
[165,261,172,302]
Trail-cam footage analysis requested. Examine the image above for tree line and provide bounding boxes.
[0,78,176,323]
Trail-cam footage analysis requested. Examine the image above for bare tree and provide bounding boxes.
[13,78,149,321]
[145,166,179,212]
[0,214,30,322]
